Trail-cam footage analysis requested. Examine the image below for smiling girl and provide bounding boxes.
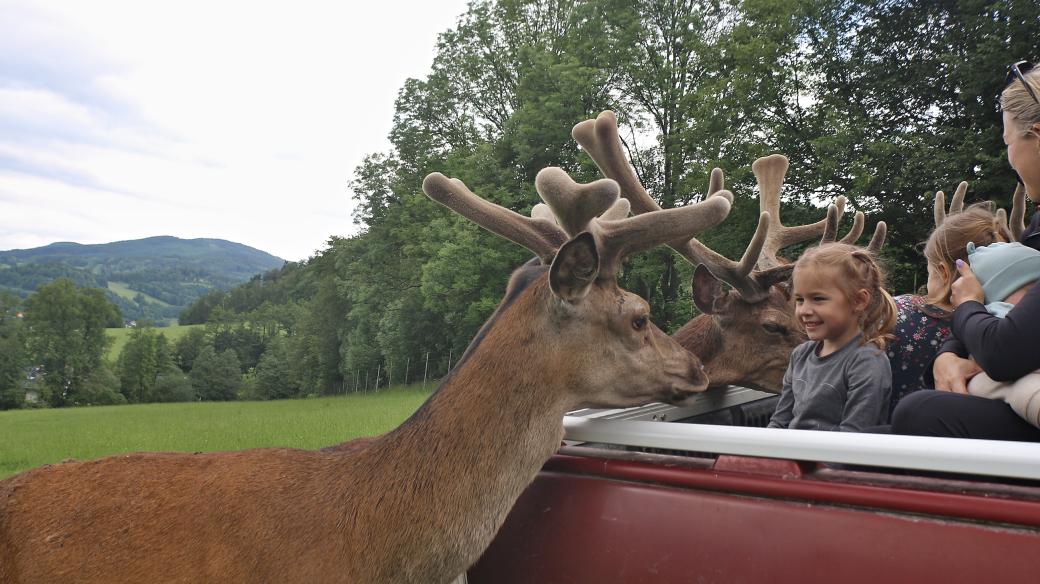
[768,243,896,432]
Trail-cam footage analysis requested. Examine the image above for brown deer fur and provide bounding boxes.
[0,175,715,584]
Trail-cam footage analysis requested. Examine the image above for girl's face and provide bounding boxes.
[926,261,951,305]
[792,266,869,350]
[1003,110,1040,202]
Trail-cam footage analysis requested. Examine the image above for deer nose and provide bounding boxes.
[685,354,709,391]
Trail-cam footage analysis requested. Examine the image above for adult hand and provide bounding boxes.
[950,259,985,307]
[932,352,982,394]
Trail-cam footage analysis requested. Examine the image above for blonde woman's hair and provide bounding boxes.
[923,203,1012,306]
[795,243,897,350]
[1001,67,1040,135]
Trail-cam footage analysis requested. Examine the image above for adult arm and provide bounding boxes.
[767,364,795,429]
[952,280,1040,381]
[836,349,891,432]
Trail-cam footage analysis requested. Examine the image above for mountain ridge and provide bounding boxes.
[0,236,286,324]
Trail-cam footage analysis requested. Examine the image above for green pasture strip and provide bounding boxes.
[106,323,204,361]
[0,385,433,480]
[107,281,172,307]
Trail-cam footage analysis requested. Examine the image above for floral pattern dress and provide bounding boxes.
[885,294,953,419]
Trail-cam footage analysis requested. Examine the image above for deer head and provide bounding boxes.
[573,111,885,392]
[422,166,733,408]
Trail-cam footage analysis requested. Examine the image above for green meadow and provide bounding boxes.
[105,323,204,361]
[0,385,433,480]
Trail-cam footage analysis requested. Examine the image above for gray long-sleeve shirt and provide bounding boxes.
[768,334,892,432]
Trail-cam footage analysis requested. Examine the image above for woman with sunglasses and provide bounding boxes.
[891,61,1040,441]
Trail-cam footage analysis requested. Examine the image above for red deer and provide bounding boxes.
[0,166,733,584]
[572,111,885,392]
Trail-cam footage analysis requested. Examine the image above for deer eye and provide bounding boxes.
[632,315,649,331]
[762,322,787,335]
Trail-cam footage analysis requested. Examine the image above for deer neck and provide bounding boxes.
[346,275,568,579]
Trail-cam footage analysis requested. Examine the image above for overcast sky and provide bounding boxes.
[0,0,471,261]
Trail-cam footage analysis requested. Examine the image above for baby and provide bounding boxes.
[965,242,1040,427]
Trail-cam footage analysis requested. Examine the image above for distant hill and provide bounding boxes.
[0,236,285,325]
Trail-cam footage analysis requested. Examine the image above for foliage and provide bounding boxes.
[0,292,27,410]
[23,279,122,407]
[172,327,209,373]
[250,336,304,400]
[152,370,197,403]
[190,346,242,401]
[116,324,182,403]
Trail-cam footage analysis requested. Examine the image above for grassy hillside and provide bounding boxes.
[0,386,432,479]
[106,324,205,361]
[0,236,285,323]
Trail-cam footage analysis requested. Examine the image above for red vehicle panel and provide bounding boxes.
[469,448,1040,583]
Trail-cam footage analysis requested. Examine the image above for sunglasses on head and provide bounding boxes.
[1005,61,1040,105]
[1004,61,1039,185]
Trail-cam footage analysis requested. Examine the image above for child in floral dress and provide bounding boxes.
[886,205,1010,418]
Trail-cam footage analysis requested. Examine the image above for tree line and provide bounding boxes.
[3,0,1038,407]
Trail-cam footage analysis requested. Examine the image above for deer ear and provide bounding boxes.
[692,264,724,314]
[550,232,599,302]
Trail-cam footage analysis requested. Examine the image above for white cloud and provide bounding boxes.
[0,0,470,260]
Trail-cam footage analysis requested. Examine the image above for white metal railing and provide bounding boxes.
[563,416,1040,481]
[568,386,774,422]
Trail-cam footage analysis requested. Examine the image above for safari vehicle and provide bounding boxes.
[466,389,1040,583]
[457,113,1040,583]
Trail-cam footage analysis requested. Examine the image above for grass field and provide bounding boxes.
[0,385,433,480]
[107,281,172,307]
[105,323,204,361]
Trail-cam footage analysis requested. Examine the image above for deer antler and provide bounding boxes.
[1009,182,1028,241]
[424,168,733,281]
[933,181,967,227]
[867,221,888,254]
[572,111,773,301]
[997,183,1029,240]
[534,167,733,279]
[753,154,850,269]
[423,173,569,264]
[821,201,886,253]
[574,111,865,301]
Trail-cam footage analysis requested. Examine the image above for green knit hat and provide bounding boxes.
[966,242,1040,303]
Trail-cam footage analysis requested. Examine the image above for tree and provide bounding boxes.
[252,336,302,400]
[190,346,242,401]
[76,364,127,406]
[152,370,196,402]
[116,325,179,403]
[0,292,27,410]
[173,327,208,373]
[24,279,121,407]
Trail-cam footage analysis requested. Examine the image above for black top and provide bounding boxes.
[927,210,1040,384]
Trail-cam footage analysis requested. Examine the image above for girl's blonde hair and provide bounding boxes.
[795,243,897,350]
[923,203,1011,306]
[1001,67,1040,135]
